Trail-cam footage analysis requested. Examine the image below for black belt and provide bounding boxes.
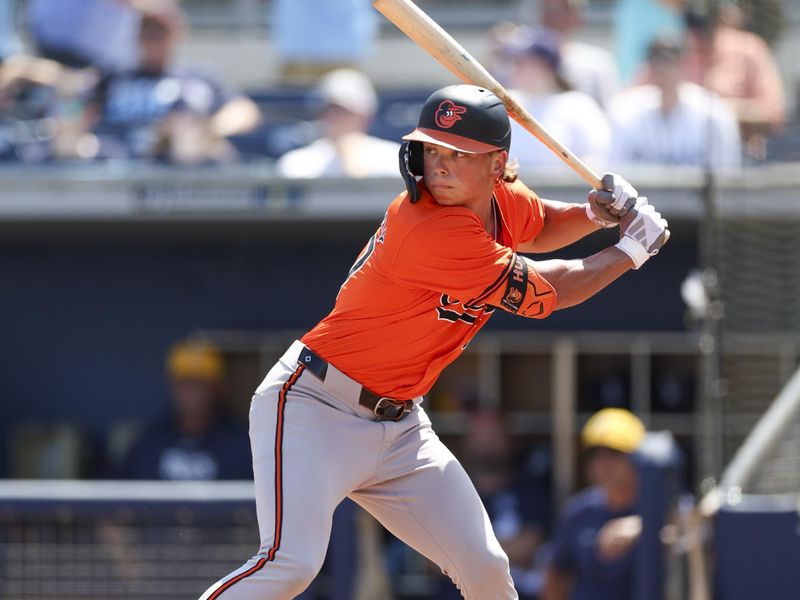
[298,346,413,421]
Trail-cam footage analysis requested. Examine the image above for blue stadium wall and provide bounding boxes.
[0,218,696,475]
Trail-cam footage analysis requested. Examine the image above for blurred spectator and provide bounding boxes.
[276,68,399,178]
[542,408,646,600]
[504,29,610,172]
[613,0,685,83]
[681,3,786,160]
[0,0,22,59]
[436,409,549,600]
[151,104,239,166]
[737,0,786,47]
[26,0,141,72]
[78,3,261,164]
[113,339,252,480]
[608,37,741,170]
[270,0,378,84]
[0,54,91,97]
[537,0,620,109]
[487,22,524,86]
[0,54,95,162]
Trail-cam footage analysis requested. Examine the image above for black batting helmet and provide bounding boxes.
[404,84,511,153]
[399,85,511,202]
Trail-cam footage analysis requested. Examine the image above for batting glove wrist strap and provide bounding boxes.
[585,202,616,228]
[615,201,669,269]
[615,235,651,269]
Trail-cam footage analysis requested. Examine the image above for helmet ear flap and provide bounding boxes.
[399,141,424,203]
[407,140,424,175]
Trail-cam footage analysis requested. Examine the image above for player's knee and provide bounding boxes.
[283,553,325,593]
[456,545,515,599]
[480,546,513,586]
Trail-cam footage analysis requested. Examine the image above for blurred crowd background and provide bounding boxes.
[1,1,799,599]
[0,0,797,170]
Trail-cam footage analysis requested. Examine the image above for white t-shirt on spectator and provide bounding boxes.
[608,83,741,170]
[509,90,611,173]
[276,134,399,178]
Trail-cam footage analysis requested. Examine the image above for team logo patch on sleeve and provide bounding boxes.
[501,255,528,313]
[435,100,467,129]
[504,286,522,306]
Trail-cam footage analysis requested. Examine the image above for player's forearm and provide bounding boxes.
[534,246,633,310]
[521,200,600,253]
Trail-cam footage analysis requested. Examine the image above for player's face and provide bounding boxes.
[422,143,506,212]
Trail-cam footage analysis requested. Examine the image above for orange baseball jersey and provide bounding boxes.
[302,179,557,399]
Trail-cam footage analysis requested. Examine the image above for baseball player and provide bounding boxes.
[199,84,669,600]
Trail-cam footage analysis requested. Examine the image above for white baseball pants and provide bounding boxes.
[199,341,517,600]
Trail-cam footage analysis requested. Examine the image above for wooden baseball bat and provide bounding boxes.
[372,0,603,190]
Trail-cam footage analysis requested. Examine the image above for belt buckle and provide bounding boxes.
[373,397,409,421]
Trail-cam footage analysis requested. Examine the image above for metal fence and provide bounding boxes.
[0,481,259,600]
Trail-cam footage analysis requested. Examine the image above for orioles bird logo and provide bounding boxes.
[435,100,467,129]
[504,287,522,305]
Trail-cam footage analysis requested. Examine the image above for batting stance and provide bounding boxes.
[199,85,669,599]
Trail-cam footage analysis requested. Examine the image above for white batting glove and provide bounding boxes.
[615,197,670,269]
[586,173,639,228]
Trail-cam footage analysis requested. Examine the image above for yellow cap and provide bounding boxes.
[166,339,224,383]
[581,408,646,454]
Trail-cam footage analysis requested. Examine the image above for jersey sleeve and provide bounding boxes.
[392,210,556,318]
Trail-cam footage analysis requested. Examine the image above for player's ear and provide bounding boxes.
[496,150,508,177]
[399,141,423,203]
[489,150,508,181]
[490,150,508,181]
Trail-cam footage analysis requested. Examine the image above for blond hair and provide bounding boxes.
[502,157,519,183]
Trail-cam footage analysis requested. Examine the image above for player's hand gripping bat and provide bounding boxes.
[372,0,603,190]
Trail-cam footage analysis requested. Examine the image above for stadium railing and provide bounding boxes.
[0,480,437,599]
[0,480,258,600]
